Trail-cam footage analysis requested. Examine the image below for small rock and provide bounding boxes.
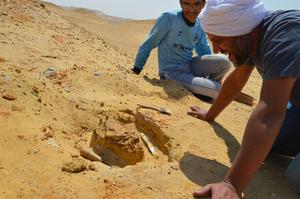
[71,152,80,158]
[11,104,25,112]
[43,67,57,78]
[32,86,39,96]
[47,138,59,148]
[33,148,40,154]
[17,135,25,140]
[170,165,179,170]
[41,131,53,140]
[64,86,71,93]
[3,75,10,82]
[94,71,102,77]
[62,159,87,173]
[15,69,21,73]
[146,186,153,190]
[47,67,56,71]
[27,150,32,155]
[2,93,17,101]
[89,163,96,171]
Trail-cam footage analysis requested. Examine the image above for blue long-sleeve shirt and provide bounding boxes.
[134,10,212,74]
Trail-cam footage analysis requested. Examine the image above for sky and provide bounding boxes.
[46,0,300,20]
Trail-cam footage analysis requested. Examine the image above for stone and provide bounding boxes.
[15,69,21,73]
[94,71,102,77]
[43,67,57,78]
[61,159,87,173]
[11,104,25,112]
[2,93,17,101]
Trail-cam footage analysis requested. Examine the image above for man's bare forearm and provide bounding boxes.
[225,77,296,193]
[207,66,253,120]
[225,102,285,193]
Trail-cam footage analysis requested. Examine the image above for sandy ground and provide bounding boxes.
[0,0,298,198]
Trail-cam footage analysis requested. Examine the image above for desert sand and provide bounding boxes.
[0,0,298,198]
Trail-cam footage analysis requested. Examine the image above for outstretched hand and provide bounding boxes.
[193,182,240,199]
[187,106,212,121]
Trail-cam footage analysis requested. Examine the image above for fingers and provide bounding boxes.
[190,106,200,111]
[193,185,212,198]
[187,106,202,118]
[187,111,198,118]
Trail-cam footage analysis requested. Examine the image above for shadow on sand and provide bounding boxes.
[179,122,297,198]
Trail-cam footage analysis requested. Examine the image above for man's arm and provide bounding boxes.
[133,13,171,74]
[195,28,212,56]
[194,77,297,198]
[226,77,296,193]
[188,66,254,121]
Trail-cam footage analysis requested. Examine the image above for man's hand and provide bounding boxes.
[193,182,240,199]
[132,67,141,75]
[187,106,213,121]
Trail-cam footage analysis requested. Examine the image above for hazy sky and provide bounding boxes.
[46,0,300,20]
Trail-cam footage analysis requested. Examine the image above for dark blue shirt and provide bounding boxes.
[252,10,300,107]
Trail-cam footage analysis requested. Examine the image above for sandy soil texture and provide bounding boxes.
[0,1,297,198]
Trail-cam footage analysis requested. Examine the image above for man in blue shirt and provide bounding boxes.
[189,0,300,198]
[132,0,230,100]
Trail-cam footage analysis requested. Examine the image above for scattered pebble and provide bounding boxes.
[71,151,80,158]
[62,159,87,173]
[17,135,25,140]
[2,75,10,82]
[43,67,57,78]
[170,165,179,171]
[94,71,102,77]
[31,86,39,96]
[2,93,17,101]
[15,69,21,73]
[89,163,96,171]
[47,138,59,148]
[41,131,53,140]
[63,86,71,92]
[11,104,25,112]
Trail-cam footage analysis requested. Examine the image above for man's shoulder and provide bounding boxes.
[263,10,300,29]
[159,10,180,20]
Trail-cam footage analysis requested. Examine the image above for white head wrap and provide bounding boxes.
[200,0,267,36]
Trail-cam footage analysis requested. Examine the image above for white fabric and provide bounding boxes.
[200,0,267,36]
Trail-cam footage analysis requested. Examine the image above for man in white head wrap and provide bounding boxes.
[188,0,300,198]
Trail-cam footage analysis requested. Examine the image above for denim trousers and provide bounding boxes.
[160,55,230,100]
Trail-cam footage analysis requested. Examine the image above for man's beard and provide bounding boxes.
[233,53,252,67]
[231,37,253,67]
